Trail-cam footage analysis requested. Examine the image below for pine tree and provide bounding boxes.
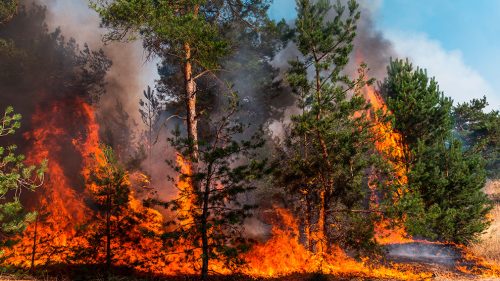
[275,0,389,257]
[0,106,45,251]
[407,140,491,243]
[85,145,132,278]
[162,92,268,280]
[91,0,270,167]
[382,59,492,243]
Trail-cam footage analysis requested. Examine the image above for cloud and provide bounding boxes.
[385,31,500,109]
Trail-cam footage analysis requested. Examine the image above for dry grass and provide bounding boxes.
[471,180,500,264]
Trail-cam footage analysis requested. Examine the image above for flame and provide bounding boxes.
[5,98,167,272]
[361,85,413,244]
[242,207,432,280]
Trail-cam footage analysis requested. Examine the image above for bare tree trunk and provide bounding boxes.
[183,4,200,165]
[318,189,326,253]
[200,162,213,281]
[184,42,198,162]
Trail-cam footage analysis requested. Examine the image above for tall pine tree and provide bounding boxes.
[275,0,393,258]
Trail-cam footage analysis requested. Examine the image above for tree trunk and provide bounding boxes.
[314,56,331,257]
[30,213,38,272]
[317,189,326,254]
[200,163,213,280]
[105,195,111,281]
[184,41,199,163]
[305,194,313,252]
[183,4,200,165]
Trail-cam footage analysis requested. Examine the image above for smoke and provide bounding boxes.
[34,0,158,137]
[386,242,461,266]
[350,3,396,81]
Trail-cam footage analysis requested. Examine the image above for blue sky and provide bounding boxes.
[269,0,500,109]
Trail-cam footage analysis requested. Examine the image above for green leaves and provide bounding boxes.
[382,58,453,153]
[162,91,267,272]
[453,96,500,178]
[0,0,17,24]
[0,106,45,249]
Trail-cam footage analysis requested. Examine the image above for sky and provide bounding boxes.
[269,0,500,110]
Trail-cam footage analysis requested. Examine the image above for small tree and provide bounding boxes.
[0,106,45,251]
[139,85,165,174]
[163,92,268,280]
[85,145,131,278]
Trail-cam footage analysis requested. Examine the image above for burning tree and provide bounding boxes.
[159,92,269,280]
[0,106,45,251]
[83,144,131,276]
[275,0,400,259]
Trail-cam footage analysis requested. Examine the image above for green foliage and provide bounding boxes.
[405,140,491,243]
[0,106,45,250]
[0,0,17,24]
[453,96,500,178]
[381,58,453,166]
[383,59,492,244]
[91,0,270,72]
[88,145,131,212]
[161,92,269,274]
